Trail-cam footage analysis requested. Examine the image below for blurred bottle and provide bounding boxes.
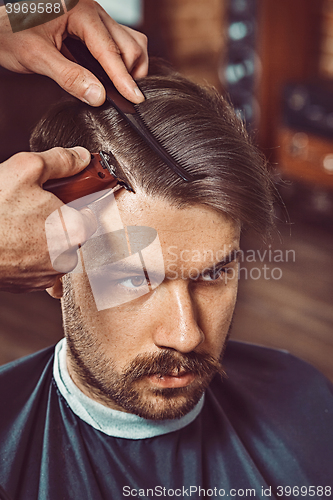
[219,0,261,130]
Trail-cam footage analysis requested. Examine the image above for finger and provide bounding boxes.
[31,41,106,106]
[51,248,79,274]
[113,24,149,79]
[35,147,91,185]
[96,14,148,75]
[129,52,149,80]
[70,6,145,103]
[85,35,145,103]
[45,205,97,273]
[46,275,64,299]
[0,271,60,293]
[3,147,91,188]
[96,12,148,82]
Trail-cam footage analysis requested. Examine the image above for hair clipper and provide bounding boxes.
[43,151,134,205]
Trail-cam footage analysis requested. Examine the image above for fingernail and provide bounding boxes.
[72,146,90,162]
[83,84,104,106]
[134,86,145,101]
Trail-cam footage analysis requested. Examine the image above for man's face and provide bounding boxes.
[62,188,240,420]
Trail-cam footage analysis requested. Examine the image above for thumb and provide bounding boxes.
[36,146,92,185]
[36,43,106,106]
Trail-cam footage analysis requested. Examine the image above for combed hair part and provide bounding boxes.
[30,65,275,238]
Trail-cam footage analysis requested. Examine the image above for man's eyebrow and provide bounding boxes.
[90,258,145,276]
[91,258,164,279]
[199,249,240,275]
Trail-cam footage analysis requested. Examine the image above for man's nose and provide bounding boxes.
[152,282,205,353]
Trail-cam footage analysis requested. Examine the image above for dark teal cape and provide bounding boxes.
[0,341,332,500]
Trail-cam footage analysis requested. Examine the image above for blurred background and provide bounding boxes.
[0,0,332,380]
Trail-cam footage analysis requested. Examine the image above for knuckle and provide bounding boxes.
[107,41,121,56]
[60,66,83,92]
[137,32,148,48]
[53,147,76,169]
[127,34,147,60]
[131,44,144,61]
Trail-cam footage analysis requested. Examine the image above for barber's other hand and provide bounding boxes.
[0,0,148,105]
[0,147,97,293]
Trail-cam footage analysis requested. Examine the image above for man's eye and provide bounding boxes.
[201,269,223,281]
[119,276,146,289]
[200,268,226,282]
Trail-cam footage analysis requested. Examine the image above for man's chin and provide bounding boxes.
[123,391,204,421]
[111,378,209,420]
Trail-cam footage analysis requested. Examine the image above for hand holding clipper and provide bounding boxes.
[43,151,133,206]
[0,147,98,292]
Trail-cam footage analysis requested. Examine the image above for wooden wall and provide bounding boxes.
[144,0,326,161]
[143,0,226,88]
[256,0,324,156]
[319,0,333,78]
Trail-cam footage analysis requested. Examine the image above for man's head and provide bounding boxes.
[31,66,274,420]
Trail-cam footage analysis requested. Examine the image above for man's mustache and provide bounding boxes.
[121,349,226,382]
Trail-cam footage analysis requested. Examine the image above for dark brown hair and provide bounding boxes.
[30,65,275,237]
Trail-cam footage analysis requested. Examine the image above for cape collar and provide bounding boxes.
[53,338,204,439]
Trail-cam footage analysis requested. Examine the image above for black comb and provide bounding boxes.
[63,37,196,182]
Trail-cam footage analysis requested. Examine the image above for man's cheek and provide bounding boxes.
[71,273,99,313]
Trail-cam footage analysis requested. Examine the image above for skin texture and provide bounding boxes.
[50,189,241,420]
[0,0,148,292]
[0,0,148,104]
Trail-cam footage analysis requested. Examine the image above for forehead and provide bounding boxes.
[113,188,240,261]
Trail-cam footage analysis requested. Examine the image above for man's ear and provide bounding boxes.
[46,275,64,299]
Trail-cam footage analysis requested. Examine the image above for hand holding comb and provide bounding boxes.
[44,37,197,205]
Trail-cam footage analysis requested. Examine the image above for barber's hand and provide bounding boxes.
[0,147,97,293]
[0,0,148,105]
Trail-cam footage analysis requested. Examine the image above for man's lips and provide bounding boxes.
[147,372,196,388]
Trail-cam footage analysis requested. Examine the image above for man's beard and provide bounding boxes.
[61,276,228,420]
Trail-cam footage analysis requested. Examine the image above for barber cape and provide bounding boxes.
[0,339,332,500]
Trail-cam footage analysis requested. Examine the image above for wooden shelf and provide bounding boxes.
[277,127,333,188]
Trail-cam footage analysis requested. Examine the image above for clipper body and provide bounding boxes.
[43,152,131,204]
